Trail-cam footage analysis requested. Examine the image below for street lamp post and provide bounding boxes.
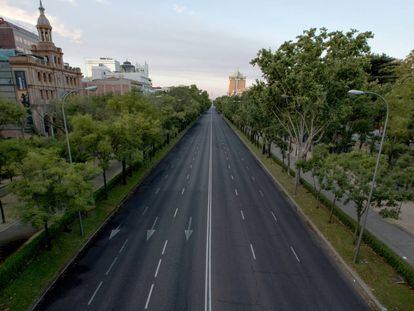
[60,86,97,236]
[348,90,390,263]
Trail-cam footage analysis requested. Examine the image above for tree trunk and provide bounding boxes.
[0,199,5,224]
[312,174,318,207]
[354,214,361,244]
[44,221,51,249]
[329,195,337,223]
[122,159,127,185]
[267,143,271,158]
[262,143,266,155]
[102,169,108,199]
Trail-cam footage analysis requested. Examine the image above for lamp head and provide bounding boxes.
[84,86,97,91]
[348,89,365,96]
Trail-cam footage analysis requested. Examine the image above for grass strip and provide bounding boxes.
[229,121,414,311]
[0,124,192,311]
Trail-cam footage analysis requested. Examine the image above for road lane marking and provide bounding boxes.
[228,164,231,169]
[154,259,162,278]
[119,239,128,253]
[187,174,190,180]
[190,164,193,169]
[88,281,103,306]
[250,244,256,260]
[259,190,264,197]
[162,240,168,255]
[106,256,118,275]
[240,210,245,220]
[173,208,179,218]
[271,211,278,223]
[205,110,213,311]
[147,217,158,240]
[155,187,160,194]
[142,206,149,216]
[181,187,185,195]
[290,246,300,262]
[165,174,169,179]
[185,216,193,241]
[251,176,255,182]
[145,284,155,309]
[231,175,234,180]
[246,166,249,170]
[235,189,238,196]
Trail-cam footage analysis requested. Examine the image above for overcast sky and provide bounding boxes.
[1,0,413,98]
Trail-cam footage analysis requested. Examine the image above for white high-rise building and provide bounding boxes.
[85,58,120,77]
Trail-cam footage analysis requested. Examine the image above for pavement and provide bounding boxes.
[37,108,367,311]
[266,141,414,267]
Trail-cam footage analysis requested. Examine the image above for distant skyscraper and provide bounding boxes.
[228,69,246,96]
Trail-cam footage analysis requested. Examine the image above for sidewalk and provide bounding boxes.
[267,141,414,267]
[0,160,122,261]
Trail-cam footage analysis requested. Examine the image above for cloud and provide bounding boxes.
[173,4,187,14]
[0,0,82,43]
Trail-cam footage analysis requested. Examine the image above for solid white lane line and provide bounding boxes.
[271,211,278,223]
[119,239,128,253]
[162,240,168,255]
[290,246,301,262]
[240,210,245,220]
[155,187,160,194]
[259,190,264,197]
[181,187,185,195]
[235,189,238,196]
[174,208,178,218]
[250,244,256,260]
[88,281,103,306]
[106,256,118,275]
[154,259,162,278]
[142,206,149,216]
[205,110,213,311]
[231,175,234,180]
[145,284,155,309]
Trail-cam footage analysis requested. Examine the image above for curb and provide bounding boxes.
[29,120,197,311]
[224,117,386,311]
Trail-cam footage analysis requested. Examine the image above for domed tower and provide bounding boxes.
[36,0,53,43]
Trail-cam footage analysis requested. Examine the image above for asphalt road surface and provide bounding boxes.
[38,108,367,311]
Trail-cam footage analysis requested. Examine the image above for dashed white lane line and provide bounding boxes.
[145,284,155,309]
[154,259,162,278]
[240,210,245,220]
[250,244,256,260]
[228,164,231,169]
[231,175,234,180]
[181,187,186,195]
[190,164,193,169]
[290,246,301,262]
[119,239,128,253]
[142,206,149,216]
[187,174,190,180]
[246,166,249,170]
[271,211,278,223]
[165,174,169,179]
[259,190,264,197]
[88,281,103,306]
[174,208,178,218]
[234,189,238,196]
[251,176,256,182]
[105,256,118,275]
[155,188,160,194]
[162,240,168,255]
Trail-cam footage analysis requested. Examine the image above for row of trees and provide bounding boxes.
[0,86,210,245]
[215,28,414,241]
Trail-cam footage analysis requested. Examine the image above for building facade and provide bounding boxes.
[85,58,120,78]
[82,77,140,96]
[5,1,82,136]
[0,17,39,54]
[84,59,152,93]
[228,69,246,96]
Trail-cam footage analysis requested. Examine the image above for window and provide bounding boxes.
[49,73,52,83]
[40,89,44,100]
[38,72,42,82]
[14,71,28,90]
[43,72,47,82]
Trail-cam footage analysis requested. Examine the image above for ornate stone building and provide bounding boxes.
[228,69,246,96]
[8,1,82,135]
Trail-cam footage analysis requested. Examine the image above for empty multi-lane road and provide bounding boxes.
[38,108,367,310]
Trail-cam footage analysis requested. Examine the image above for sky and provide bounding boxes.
[1,0,413,98]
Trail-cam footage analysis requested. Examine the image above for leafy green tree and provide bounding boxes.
[11,150,95,247]
[0,98,26,137]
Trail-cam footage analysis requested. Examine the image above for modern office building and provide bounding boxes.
[228,69,246,96]
[2,1,82,136]
[85,58,120,78]
[0,17,39,54]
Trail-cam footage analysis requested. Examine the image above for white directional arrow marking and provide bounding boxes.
[185,216,193,241]
[109,225,121,240]
[147,217,158,240]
